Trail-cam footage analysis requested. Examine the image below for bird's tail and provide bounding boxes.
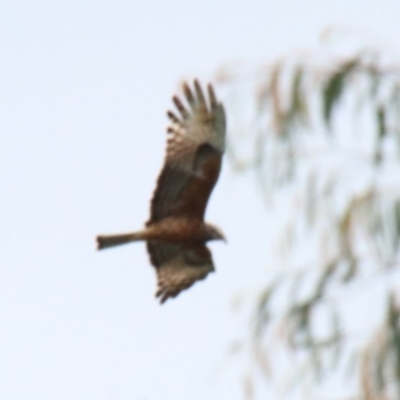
[96,231,144,250]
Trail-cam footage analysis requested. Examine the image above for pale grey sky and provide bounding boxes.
[1,1,400,399]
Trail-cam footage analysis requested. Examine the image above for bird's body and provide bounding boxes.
[97,80,226,303]
[98,217,222,246]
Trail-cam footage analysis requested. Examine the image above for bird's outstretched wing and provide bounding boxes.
[148,80,226,224]
[147,241,215,303]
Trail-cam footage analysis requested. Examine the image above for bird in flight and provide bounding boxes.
[96,80,227,304]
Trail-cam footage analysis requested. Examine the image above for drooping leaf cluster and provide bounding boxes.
[217,36,400,399]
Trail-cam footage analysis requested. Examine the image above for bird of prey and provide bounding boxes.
[96,80,226,303]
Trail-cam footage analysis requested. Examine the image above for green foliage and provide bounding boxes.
[388,295,400,381]
[376,106,386,139]
[220,35,400,400]
[323,59,358,128]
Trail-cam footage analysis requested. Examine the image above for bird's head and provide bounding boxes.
[206,224,227,242]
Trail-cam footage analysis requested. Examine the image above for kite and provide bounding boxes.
[97,80,226,303]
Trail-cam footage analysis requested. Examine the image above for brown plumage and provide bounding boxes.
[96,79,226,303]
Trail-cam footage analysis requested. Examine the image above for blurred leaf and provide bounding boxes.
[323,59,359,128]
[222,41,400,399]
[252,341,271,379]
[374,105,386,164]
[330,306,342,370]
[275,66,309,140]
[339,204,353,244]
[253,131,265,168]
[256,78,271,112]
[269,62,284,134]
[387,294,400,382]
[361,351,373,399]
[369,70,381,99]
[376,106,386,140]
[242,374,254,400]
[254,279,280,339]
[390,85,400,157]
[395,201,400,253]
[287,66,308,129]
[374,342,386,392]
[315,260,337,299]
[341,258,357,283]
[389,201,400,257]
